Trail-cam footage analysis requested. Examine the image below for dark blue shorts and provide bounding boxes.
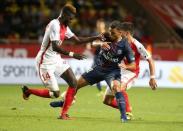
[82,66,121,88]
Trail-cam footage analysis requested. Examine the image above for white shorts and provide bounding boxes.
[36,58,70,91]
[105,69,137,96]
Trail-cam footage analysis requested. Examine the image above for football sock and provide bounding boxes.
[28,88,51,98]
[109,98,118,109]
[61,87,76,116]
[121,90,132,112]
[115,92,127,120]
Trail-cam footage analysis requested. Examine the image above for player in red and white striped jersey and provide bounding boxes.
[103,22,157,119]
[21,4,102,120]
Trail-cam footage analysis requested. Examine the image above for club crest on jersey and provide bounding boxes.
[117,50,122,55]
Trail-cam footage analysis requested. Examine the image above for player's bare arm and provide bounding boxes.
[52,41,86,60]
[118,62,136,71]
[70,35,103,44]
[147,58,157,90]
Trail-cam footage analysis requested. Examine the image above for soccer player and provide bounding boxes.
[103,22,157,119]
[50,21,136,122]
[21,4,103,120]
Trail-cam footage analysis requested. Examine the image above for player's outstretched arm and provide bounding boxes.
[147,58,157,90]
[52,41,86,60]
[118,62,136,71]
[70,35,103,44]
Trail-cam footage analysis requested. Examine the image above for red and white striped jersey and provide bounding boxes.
[36,19,74,66]
[124,38,151,75]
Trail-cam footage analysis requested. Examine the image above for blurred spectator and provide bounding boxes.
[0,0,153,45]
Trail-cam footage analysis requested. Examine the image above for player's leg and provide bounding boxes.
[49,75,92,108]
[76,76,90,91]
[61,69,101,109]
[103,86,118,108]
[96,82,104,96]
[102,84,133,120]
[120,71,137,114]
[77,66,103,91]
[21,68,60,100]
[96,82,102,91]
[109,71,137,119]
[112,80,127,122]
[120,83,133,120]
[121,83,132,113]
[59,67,77,119]
[49,75,89,108]
[50,67,102,108]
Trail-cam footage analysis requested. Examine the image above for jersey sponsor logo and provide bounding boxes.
[102,52,119,62]
[168,66,183,83]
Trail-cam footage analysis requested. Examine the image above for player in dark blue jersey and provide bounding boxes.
[50,21,136,122]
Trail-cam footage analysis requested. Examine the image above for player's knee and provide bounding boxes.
[121,83,127,91]
[112,80,120,92]
[49,91,60,98]
[77,76,88,89]
[69,78,77,88]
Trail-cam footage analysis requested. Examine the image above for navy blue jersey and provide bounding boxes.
[82,38,135,87]
[92,46,101,68]
[94,38,135,69]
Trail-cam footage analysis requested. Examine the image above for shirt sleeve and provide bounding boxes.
[49,20,60,41]
[135,41,151,59]
[65,27,75,39]
[124,41,135,63]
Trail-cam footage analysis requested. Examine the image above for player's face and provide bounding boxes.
[121,30,128,38]
[109,28,122,41]
[62,12,75,25]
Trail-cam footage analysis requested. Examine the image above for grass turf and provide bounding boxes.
[0,85,183,131]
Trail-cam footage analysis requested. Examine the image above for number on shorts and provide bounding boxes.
[42,72,50,81]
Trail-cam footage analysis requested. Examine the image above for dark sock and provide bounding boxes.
[121,90,131,112]
[115,92,127,120]
[96,83,102,91]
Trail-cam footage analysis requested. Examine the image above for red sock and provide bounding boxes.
[61,87,76,116]
[110,98,118,109]
[28,88,50,98]
[121,90,131,112]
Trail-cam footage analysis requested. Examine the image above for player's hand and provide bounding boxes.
[98,32,111,42]
[101,42,111,50]
[73,53,87,60]
[118,63,127,69]
[97,34,105,41]
[149,78,157,90]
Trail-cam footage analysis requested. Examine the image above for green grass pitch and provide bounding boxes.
[0,85,183,131]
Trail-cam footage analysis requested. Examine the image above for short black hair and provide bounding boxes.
[62,4,76,15]
[109,20,122,30]
[121,22,134,35]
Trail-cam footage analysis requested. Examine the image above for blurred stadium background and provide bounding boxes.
[0,0,183,131]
